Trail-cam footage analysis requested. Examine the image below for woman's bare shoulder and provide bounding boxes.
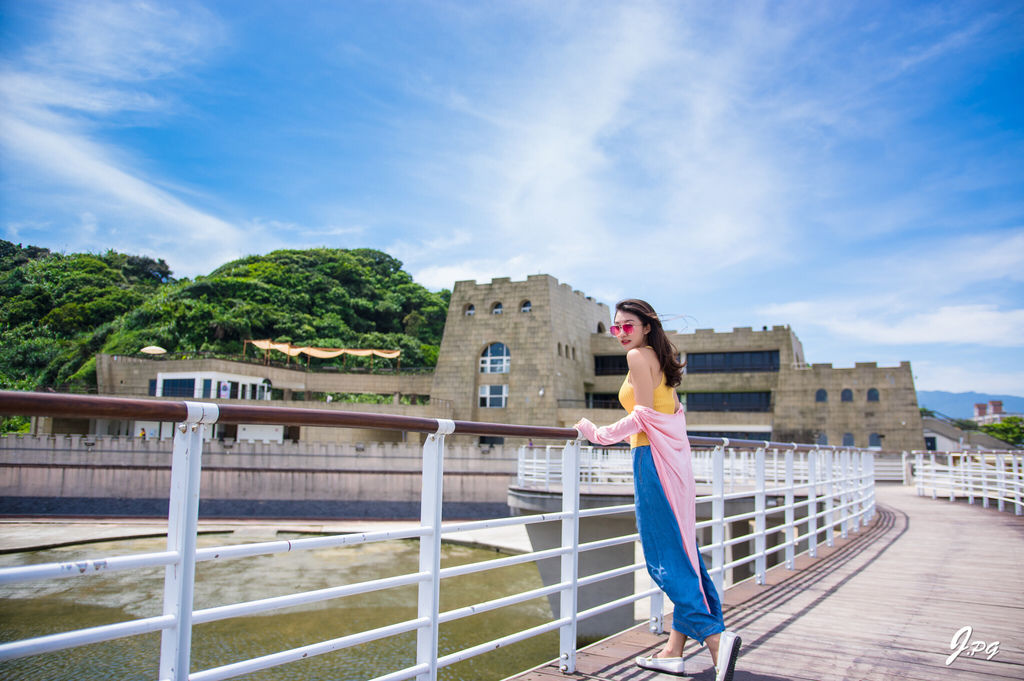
[626,346,658,369]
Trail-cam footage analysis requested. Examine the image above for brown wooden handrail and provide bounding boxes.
[0,390,900,452]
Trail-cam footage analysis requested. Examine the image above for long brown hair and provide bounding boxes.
[616,299,684,387]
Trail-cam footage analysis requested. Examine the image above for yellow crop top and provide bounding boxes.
[618,371,677,448]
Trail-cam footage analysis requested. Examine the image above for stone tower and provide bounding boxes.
[430,275,610,437]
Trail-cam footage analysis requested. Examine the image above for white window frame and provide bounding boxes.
[479,343,511,374]
[478,384,508,408]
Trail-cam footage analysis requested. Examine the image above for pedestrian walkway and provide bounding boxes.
[510,484,1023,680]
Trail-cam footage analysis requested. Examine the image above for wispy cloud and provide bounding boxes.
[0,0,249,272]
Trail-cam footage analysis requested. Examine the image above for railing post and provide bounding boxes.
[159,402,218,681]
[1013,454,1023,516]
[558,437,582,674]
[825,451,835,548]
[921,450,929,493]
[852,450,862,532]
[930,453,937,500]
[416,419,454,681]
[753,448,766,585]
[840,449,849,539]
[996,454,1006,513]
[784,449,795,569]
[981,453,990,508]
[808,449,818,559]
[712,444,726,595]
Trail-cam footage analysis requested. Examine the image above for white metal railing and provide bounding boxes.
[914,450,1024,515]
[0,393,877,680]
[518,443,877,593]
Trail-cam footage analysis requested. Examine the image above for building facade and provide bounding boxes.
[51,274,924,451]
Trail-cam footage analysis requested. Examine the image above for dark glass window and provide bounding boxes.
[586,393,620,409]
[148,379,157,396]
[595,354,629,375]
[161,378,196,398]
[869,433,882,447]
[686,350,780,373]
[841,389,853,402]
[867,388,879,402]
[520,300,531,313]
[202,379,212,399]
[815,389,827,402]
[685,392,771,412]
[842,433,855,446]
[925,436,937,451]
[816,433,828,445]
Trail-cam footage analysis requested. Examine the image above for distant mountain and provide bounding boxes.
[917,390,1024,419]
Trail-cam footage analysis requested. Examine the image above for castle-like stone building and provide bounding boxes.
[77,274,924,451]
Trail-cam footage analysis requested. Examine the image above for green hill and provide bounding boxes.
[0,241,450,395]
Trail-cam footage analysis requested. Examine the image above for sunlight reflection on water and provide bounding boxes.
[0,533,557,680]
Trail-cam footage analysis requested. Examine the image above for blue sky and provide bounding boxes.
[1,0,1022,396]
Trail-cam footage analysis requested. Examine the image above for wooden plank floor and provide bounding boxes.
[509,484,1024,681]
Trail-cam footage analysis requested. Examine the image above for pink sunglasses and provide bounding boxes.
[609,323,636,336]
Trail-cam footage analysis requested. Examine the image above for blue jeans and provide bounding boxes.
[633,445,725,643]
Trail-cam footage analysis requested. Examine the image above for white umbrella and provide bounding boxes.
[140,346,167,355]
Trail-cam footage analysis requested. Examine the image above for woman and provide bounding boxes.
[575,299,740,680]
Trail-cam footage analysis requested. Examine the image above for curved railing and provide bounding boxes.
[0,391,877,680]
[913,450,1024,515]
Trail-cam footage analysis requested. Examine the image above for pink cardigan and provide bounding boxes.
[576,405,709,609]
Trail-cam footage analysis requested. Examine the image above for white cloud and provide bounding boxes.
[763,301,1024,348]
[0,0,250,275]
[913,360,1024,395]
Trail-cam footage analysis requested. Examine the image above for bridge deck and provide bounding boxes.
[509,484,1023,681]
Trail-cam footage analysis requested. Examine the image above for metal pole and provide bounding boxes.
[996,454,1006,513]
[825,451,835,548]
[416,419,454,681]
[808,449,818,559]
[558,437,581,674]
[712,444,726,595]
[159,402,218,681]
[784,449,795,569]
[754,448,766,585]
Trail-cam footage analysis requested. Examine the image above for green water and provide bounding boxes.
[0,534,558,680]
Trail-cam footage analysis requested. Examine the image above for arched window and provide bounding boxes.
[464,304,475,317]
[557,343,562,357]
[815,389,828,403]
[520,300,532,313]
[480,342,510,373]
[491,302,503,315]
[867,388,879,402]
[597,322,606,333]
[841,389,853,402]
[869,433,882,448]
[816,433,828,445]
[571,347,577,360]
[842,433,855,446]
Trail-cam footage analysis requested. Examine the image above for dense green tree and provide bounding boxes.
[0,241,450,392]
[981,417,1024,447]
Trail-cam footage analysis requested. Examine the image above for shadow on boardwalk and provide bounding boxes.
[511,484,1023,681]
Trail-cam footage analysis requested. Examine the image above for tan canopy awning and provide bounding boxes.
[246,340,401,360]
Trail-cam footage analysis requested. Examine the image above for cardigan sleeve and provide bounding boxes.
[575,410,643,445]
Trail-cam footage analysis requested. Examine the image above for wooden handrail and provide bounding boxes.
[0,390,904,452]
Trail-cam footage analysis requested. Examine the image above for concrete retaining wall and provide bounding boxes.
[0,435,516,518]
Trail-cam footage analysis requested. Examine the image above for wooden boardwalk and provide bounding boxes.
[510,484,1024,681]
